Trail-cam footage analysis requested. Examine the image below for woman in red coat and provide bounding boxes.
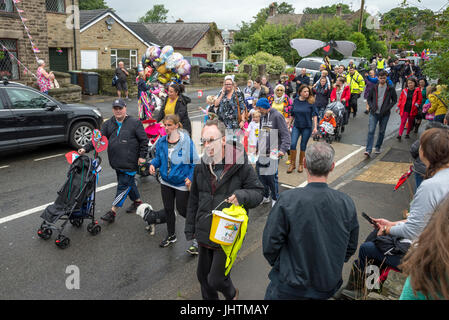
[330,76,351,132]
[397,77,422,140]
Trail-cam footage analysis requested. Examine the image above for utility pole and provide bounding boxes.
[358,0,365,32]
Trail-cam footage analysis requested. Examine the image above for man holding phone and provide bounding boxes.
[263,142,359,300]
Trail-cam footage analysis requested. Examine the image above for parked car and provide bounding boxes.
[184,56,216,74]
[0,80,103,152]
[294,57,340,84]
[339,57,367,71]
[212,62,235,73]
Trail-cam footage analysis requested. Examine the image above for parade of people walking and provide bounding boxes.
[397,77,423,140]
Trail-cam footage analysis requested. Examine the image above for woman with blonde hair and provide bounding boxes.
[36,60,54,94]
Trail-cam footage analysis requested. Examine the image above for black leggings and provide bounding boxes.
[160,183,189,236]
[197,245,237,300]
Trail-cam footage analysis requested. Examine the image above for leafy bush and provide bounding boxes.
[238,52,287,79]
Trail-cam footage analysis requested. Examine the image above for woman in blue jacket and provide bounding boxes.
[148,114,199,250]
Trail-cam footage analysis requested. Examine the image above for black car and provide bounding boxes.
[184,56,216,73]
[0,80,103,152]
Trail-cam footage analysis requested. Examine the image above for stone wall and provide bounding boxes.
[46,0,81,70]
[48,70,81,103]
[80,16,147,70]
[191,32,224,62]
[0,0,48,86]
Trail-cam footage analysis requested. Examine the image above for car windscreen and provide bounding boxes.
[296,60,322,70]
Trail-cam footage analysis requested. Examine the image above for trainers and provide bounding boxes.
[101,210,116,223]
[126,201,142,213]
[405,134,410,139]
[364,151,370,157]
[160,234,177,247]
[262,197,271,204]
[187,243,199,255]
[271,200,277,207]
[396,135,402,141]
[375,148,381,154]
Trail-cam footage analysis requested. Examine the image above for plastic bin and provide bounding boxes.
[82,72,99,95]
[68,70,82,85]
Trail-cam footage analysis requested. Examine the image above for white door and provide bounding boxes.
[81,50,98,69]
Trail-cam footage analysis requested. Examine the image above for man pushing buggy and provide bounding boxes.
[79,98,149,223]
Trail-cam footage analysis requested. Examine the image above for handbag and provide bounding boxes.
[112,75,118,87]
[374,234,412,256]
[235,91,248,124]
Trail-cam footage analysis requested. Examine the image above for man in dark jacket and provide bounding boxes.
[365,70,398,156]
[294,68,311,93]
[185,119,264,300]
[256,98,291,207]
[263,142,359,300]
[79,98,148,222]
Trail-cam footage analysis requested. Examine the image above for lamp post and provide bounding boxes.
[221,29,230,75]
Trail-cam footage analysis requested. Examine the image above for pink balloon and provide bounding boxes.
[176,59,191,76]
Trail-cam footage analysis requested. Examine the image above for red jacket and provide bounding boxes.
[398,88,423,117]
[330,85,351,107]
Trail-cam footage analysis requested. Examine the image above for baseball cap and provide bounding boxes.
[112,98,126,108]
[256,98,270,109]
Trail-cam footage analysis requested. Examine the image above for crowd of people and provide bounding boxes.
[75,51,449,300]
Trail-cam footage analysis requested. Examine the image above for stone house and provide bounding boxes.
[143,21,225,62]
[0,0,81,84]
[79,9,160,70]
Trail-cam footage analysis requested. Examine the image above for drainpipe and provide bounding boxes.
[72,0,78,69]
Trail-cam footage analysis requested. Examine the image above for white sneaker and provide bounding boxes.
[262,197,271,204]
[271,200,277,207]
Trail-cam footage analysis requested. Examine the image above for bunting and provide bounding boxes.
[12,0,40,61]
[0,43,38,79]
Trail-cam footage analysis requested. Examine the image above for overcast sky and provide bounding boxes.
[104,0,448,30]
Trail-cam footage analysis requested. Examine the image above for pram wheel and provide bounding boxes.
[37,227,52,240]
[70,218,83,228]
[55,235,70,249]
[87,222,101,236]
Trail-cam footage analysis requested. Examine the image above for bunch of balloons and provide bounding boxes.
[140,45,191,85]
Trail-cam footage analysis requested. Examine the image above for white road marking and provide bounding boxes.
[34,153,65,162]
[0,182,117,225]
[0,165,10,169]
[296,146,365,188]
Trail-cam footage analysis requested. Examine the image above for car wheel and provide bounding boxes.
[69,121,94,149]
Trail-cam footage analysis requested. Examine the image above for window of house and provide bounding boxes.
[0,39,19,80]
[110,49,137,69]
[0,0,14,12]
[211,50,221,63]
[46,0,65,13]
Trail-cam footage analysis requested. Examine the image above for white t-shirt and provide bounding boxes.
[247,121,260,147]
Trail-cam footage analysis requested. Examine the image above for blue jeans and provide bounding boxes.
[414,172,424,193]
[355,241,403,272]
[291,126,312,151]
[366,113,390,153]
[256,160,278,201]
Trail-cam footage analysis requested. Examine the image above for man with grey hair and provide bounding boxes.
[263,142,359,300]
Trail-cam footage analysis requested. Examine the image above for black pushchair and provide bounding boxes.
[324,101,345,142]
[37,155,102,249]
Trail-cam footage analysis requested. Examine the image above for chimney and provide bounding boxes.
[336,4,342,16]
[269,3,277,17]
[176,18,184,23]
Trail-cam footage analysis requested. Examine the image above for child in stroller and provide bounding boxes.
[37,154,102,249]
[319,110,337,144]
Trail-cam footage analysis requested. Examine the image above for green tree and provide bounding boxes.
[303,3,352,14]
[233,2,294,43]
[348,32,370,57]
[138,4,169,23]
[79,0,108,10]
[245,23,298,65]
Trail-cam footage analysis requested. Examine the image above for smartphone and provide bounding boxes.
[361,212,377,227]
